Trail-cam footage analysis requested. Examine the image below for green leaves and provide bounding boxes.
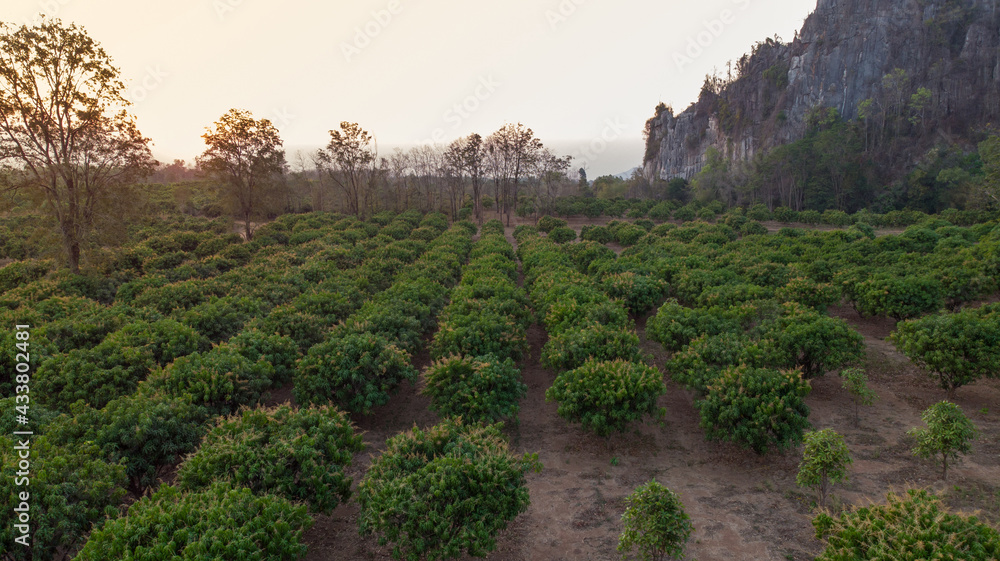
[357,420,538,561]
[908,401,978,480]
[177,404,364,513]
[813,489,1000,560]
[545,359,666,437]
[796,429,852,507]
[891,307,1000,397]
[75,482,313,561]
[696,365,812,454]
[294,331,416,415]
[617,481,693,561]
[421,355,526,425]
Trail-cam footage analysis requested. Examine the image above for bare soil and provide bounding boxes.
[293,220,999,561]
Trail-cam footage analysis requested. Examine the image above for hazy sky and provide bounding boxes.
[5,0,816,176]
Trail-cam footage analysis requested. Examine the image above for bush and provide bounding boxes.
[775,277,841,312]
[541,322,641,371]
[421,355,527,424]
[746,203,771,221]
[617,481,693,561]
[538,215,568,233]
[601,272,668,315]
[546,359,666,436]
[177,404,364,513]
[430,311,528,362]
[908,401,978,481]
[799,210,822,224]
[357,420,539,561]
[796,429,852,507]
[890,309,1000,398]
[75,482,313,560]
[673,205,696,222]
[773,206,797,222]
[227,328,300,386]
[852,274,943,322]
[293,332,416,414]
[580,224,613,244]
[740,220,768,236]
[812,489,1000,560]
[762,305,865,378]
[696,365,812,454]
[646,299,739,352]
[613,223,648,246]
[0,437,127,561]
[144,344,276,414]
[548,226,577,244]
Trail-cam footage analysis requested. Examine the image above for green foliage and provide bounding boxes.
[546,359,666,437]
[813,489,1000,560]
[617,481,693,561]
[581,224,614,243]
[890,308,1000,397]
[796,429,852,507]
[0,437,127,561]
[600,272,668,315]
[538,215,568,233]
[75,482,313,561]
[421,355,527,424]
[852,273,943,321]
[763,304,865,377]
[227,328,301,386]
[646,299,739,352]
[908,401,978,480]
[548,226,577,244]
[177,404,364,513]
[430,310,528,362]
[144,344,276,414]
[357,419,539,561]
[740,220,769,236]
[541,321,641,371]
[839,368,878,426]
[293,331,416,414]
[696,365,812,454]
[177,296,265,343]
[775,277,841,312]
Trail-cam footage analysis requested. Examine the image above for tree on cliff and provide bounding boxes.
[197,109,286,241]
[0,20,156,272]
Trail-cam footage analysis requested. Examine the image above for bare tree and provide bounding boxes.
[0,20,156,272]
[486,123,543,225]
[198,109,286,240]
[317,122,377,218]
[445,133,487,223]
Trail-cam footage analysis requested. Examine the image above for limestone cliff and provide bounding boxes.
[644,0,1000,180]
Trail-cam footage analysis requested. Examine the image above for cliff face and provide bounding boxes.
[644,0,1000,180]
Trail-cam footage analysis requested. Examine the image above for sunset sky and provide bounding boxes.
[5,0,816,176]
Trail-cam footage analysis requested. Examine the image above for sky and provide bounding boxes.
[5,0,817,177]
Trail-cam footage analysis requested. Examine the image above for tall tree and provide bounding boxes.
[317,122,377,218]
[198,109,285,241]
[0,20,156,272]
[445,133,486,223]
[486,123,543,226]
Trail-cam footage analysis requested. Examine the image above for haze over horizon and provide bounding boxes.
[5,0,816,177]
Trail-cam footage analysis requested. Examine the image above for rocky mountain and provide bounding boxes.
[643,0,1000,182]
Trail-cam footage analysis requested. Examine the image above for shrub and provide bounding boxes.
[430,311,528,362]
[177,404,364,513]
[75,482,313,561]
[762,305,865,378]
[613,223,647,246]
[601,272,668,315]
[773,206,797,222]
[673,205,696,222]
[580,224,613,244]
[178,296,265,343]
[293,332,416,414]
[541,322,641,371]
[617,481,693,561]
[908,401,978,481]
[775,277,841,312]
[421,355,527,424]
[227,329,300,386]
[546,359,666,436]
[249,305,328,352]
[648,201,673,221]
[853,274,943,321]
[646,299,739,352]
[796,429,852,507]
[839,368,877,426]
[799,210,822,224]
[144,344,276,414]
[548,226,577,244]
[890,309,1000,398]
[0,437,127,561]
[696,365,812,454]
[538,215,568,233]
[812,489,1000,560]
[740,220,768,236]
[357,420,539,561]
[746,203,771,221]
